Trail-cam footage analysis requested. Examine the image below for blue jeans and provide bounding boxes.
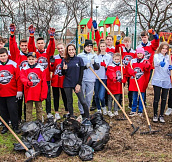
[95,79,106,110]
[132,91,145,113]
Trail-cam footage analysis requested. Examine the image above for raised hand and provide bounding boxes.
[28,24,35,36]
[92,20,97,29]
[148,29,155,35]
[10,24,16,35]
[63,61,67,70]
[100,60,106,67]
[48,27,55,38]
[160,58,165,67]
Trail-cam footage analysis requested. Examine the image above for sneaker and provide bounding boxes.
[97,109,102,114]
[90,106,96,111]
[165,108,172,116]
[76,115,83,123]
[55,113,61,120]
[159,116,165,123]
[107,111,114,118]
[153,115,158,122]
[102,107,107,115]
[114,111,119,116]
[47,113,53,118]
[138,113,143,117]
[129,111,137,117]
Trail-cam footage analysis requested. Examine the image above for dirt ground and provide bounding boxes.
[0,84,172,162]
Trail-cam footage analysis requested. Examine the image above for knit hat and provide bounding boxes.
[136,47,145,54]
[27,52,36,58]
[84,39,93,48]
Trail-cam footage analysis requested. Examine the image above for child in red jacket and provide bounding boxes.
[0,48,22,134]
[127,48,151,117]
[20,52,48,122]
[106,53,127,117]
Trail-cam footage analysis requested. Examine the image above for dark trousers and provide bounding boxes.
[64,87,89,118]
[46,81,51,114]
[17,96,26,121]
[153,85,169,116]
[52,87,68,112]
[127,77,133,107]
[168,88,172,108]
[0,96,18,128]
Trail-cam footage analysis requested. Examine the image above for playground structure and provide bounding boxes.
[159,32,172,44]
[77,16,121,53]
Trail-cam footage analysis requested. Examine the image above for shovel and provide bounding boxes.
[0,116,39,162]
[129,62,159,135]
[89,67,139,136]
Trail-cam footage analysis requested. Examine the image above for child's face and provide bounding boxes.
[57,44,65,56]
[20,42,28,53]
[161,45,168,55]
[84,45,93,53]
[0,53,8,63]
[36,40,45,51]
[141,35,148,44]
[124,41,131,49]
[0,41,5,49]
[113,56,120,63]
[106,37,113,46]
[137,53,144,59]
[68,45,76,57]
[27,56,37,65]
[99,43,106,53]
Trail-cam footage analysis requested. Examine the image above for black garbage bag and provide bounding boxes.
[79,144,94,161]
[38,140,62,158]
[84,121,110,151]
[90,113,105,127]
[61,118,81,133]
[13,141,32,151]
[61,130,82,156]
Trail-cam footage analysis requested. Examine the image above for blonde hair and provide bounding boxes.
[123,37,131,42]
[156,42,169,54]
[113,53,121,58]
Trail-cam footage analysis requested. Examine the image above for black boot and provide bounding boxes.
[1,127,8,134]
[13,126,21,134]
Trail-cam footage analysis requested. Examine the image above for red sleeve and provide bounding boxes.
[49,62,56,72]
[9,35,20,62]
[122,66,127,82]
[95,30,101,46]
[20,69,29,87]
[106,66,116,80]
[151,38,159,51]
[41,70,48,100]
[28,36,36,52]
[127,62,135,76]
[46,38,55,57]
[15,66,23,91]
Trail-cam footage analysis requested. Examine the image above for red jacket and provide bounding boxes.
[0,59,23,97]
[137,38,159,69]
[20,64,48,103]
[28,36,55,81]
[106,63,127,94]
[115,44,136,65]
[95,30,115,56]
[50,55,65,88]
[127,58,151,92]
[9,35,28,69]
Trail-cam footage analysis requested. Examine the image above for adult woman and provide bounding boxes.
[61,44,90,122]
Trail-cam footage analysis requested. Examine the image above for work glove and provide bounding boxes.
[92,20,97,29]
[28,25,35,36]
[148,29,155,35]
[9,24,16,35]
[50,56,55,63]
[143,60,150,69]
[168,65,172,71]
[86,62,91,68]
[48,27,55,38]
[16,91,23,100]
[27,81,33,87]
[121,78,127,83]
[160,58,165,67]
[100,60,106,67]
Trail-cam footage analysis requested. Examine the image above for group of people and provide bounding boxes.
[0,21,172,135]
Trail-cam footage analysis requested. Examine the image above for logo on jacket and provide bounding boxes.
[54,64,62,76]
[123,55,133,65]
[116,70,122,82]
[144,51,151,59]
[0,70,13,84]
[28,72,40,87]
[38,57,48,69]
[19,60,28,69]
[132,67,144,80]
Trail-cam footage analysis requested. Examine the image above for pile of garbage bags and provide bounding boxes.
[14,113,110,161]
